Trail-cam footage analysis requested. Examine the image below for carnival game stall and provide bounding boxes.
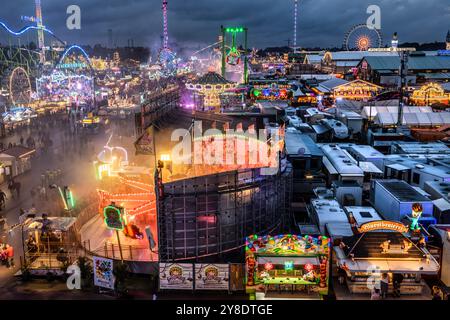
[245,234,331,299]
[410,83,450,106]
[19,216,78,277]
[334,220,440,295]
[332,79,382,101]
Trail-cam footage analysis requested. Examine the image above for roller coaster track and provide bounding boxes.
[0,21,65,45]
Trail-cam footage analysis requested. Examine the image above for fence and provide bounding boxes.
[73,203,156,262]
[90,242,156,261]
[23,240,82,274]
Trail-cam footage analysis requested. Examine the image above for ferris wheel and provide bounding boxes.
[343,24,383,51]
[9,66,32,106]
[158,47,177,77]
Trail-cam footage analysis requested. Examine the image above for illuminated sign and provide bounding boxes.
[103,205,124,230]
[56,62,87,69]
[358,220,408,233]
[284,261,294,271]
[437,50,450,56]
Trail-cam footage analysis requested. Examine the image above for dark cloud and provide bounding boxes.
[0,0,449,51]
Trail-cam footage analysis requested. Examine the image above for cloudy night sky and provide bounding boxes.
[1,0,449,52]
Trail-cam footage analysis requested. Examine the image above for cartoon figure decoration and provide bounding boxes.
[199,265,224,284]
[303,270,316,282]
[319,257,328,288]
[380,240,391,253]
[162,265,187,285]
[418,236,427,248]
[246,254,256,286]
[245,234,330,256]
[410,203,423,232]
[402,239,412,253]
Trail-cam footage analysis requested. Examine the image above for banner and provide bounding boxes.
[194,264,229,290]
[93,256,114,289]
[159,263,193,290]
[358,220,409,233]
[135,126,155,155]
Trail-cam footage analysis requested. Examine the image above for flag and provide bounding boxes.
[135,126,155,155]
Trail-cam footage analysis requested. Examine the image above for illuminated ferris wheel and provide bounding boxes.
[9,67,32,106]
[343,24,383,51]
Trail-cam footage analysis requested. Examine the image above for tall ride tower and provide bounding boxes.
[293,0,298,52]
[35,0,45,62]
[162,0,169,50]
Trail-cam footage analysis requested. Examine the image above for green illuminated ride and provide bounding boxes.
[221,26,248,84]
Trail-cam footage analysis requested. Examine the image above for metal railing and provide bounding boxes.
[24,241,81,271]
[90,242,156,261]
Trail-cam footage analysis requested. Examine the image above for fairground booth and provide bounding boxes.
[245,234,331,299]
[334,220,440,295]
[332,79,382,100]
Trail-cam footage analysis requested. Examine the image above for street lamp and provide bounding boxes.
[160,154,171,162]
[159,154,172,181]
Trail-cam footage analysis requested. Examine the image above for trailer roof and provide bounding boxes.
[376,180,430,202]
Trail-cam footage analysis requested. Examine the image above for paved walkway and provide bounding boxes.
[0,116,106,288]
[0,115,160,299]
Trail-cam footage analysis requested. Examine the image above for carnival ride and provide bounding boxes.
[36,45,95,105]
[158,0,178,77]
[0,4,94,107]
[0,18,66,75]
[221,26,249,83]
[81,145,158,262]
[9,66,32,106]
[343,23,383,51]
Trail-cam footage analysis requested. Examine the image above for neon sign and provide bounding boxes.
[358,220,409,233]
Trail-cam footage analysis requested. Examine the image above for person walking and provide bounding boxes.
[392,273,404,297]
[380,273,389,299]
[5,244,14,268]
[0,189,7,211]
[15,181,21,198]
[8,179,16,199]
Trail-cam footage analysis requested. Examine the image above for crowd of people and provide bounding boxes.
[0,243,14,269]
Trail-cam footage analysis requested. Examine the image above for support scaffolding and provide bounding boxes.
[157,166,292,263]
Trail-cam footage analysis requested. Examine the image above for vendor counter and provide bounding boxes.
[346,276,425,295]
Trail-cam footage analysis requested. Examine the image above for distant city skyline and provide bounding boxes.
[0,0,449,52]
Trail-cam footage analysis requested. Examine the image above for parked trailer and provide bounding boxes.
[370,179,433,222]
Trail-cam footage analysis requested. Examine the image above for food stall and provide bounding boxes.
[334,220,440,295]
[245,234,331,299]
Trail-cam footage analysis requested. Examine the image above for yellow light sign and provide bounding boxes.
[358,220,409,233]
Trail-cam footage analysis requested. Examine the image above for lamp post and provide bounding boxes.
[397,50,409,131]
[159,154,171,181]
